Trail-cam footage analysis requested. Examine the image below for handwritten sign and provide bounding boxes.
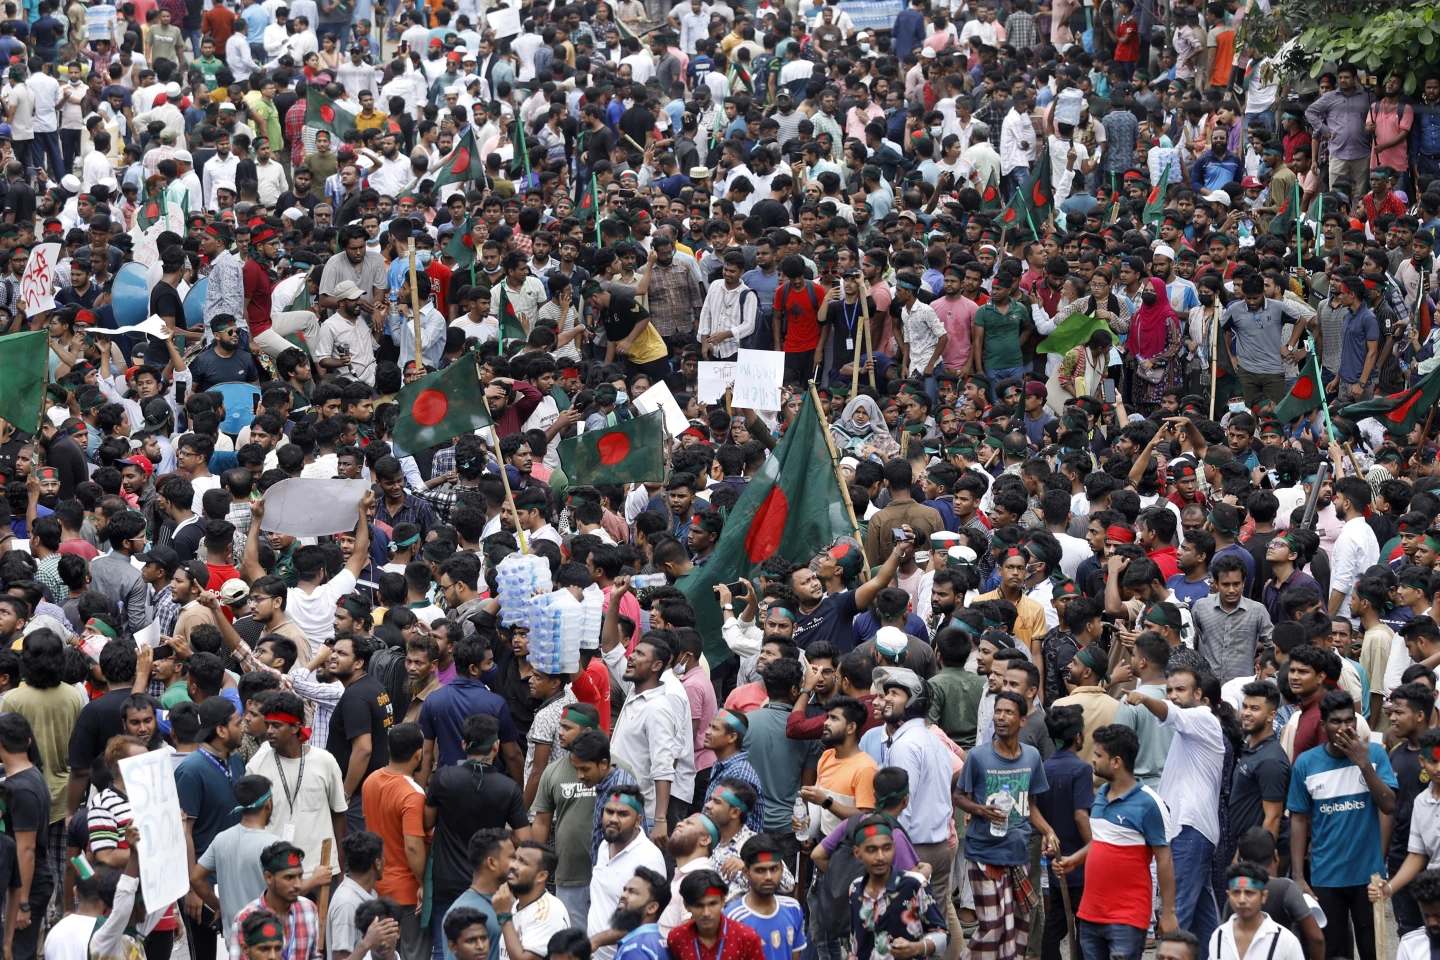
[697,360,736,404]
[733,349,784,411]
[632,380,689,437]
[117,749,190,909]
[487,4,521,38]
[86,4,115,39]
[19,243,58,316]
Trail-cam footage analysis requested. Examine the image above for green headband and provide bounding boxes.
[952,617,982,637]
[609,792,646,816]
[712,786,750,813]
[392,532,421,548]
[1399,570,1433,591]
[873,785,909,808]
[717,710,746,736]
[464,735,499,755]
[1208,509,1240,534]
[564,708,599,729]
[850,821,894,846]
[232,790,272,814]
[1076,644,1109,682]
[341,599,370,619]
[769,607,797,621]
[695,814,721,845]
[1228,876,1266,892]
[1143,604,1182,630]
[244,918,285,947]
[896,279,921,291]
[1051,722,1085,750]
[261,847,304,873]
[86,618,117,639]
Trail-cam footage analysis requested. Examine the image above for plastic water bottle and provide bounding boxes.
[580,588,604,650]
[792,797,810,838]
[990,785,1015,837]
[1040,855,1050,892]
[551,589,584,673]
[632,573,668,589]
[386,292,402,336]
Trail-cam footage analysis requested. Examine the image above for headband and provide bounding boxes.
[1228,876,1265,892]
[711,786,750,813]
[1143,604,1182,630]
[464,734,499,755]
[391,532,421,548]
[896,279,921,291]
[952,617,982,637]
[232,790,272,814]
[1399,570,1433,591]
[244,920,285,947]
[703,886,727,899]
[609,792,645,816]
[769,607,797,622]
[717,710,746,735]
[851,822,893,845]
[743,849,778,866]
[695,813,720,845]
[264,711,310,742]
[872,784,909,808]
[1051,721,1085,750]
[86,618,117,639]
[564,708,599,729]
[1105,525,1135,543]
[340,598,370,618]
[1424,534,1440,553]
[1076,644,1109,682]
[1208,509,1240,535]
[261,848,304,873]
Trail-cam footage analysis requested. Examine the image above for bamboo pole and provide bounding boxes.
[408,237,422,374]
[1372,872,1387,960]
[491,422,529,553]
[316,839,333,953]
[809,382,867,569]
[861,283,875,389]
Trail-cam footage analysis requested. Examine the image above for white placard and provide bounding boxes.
[133,619,160,648]
[1054,89,1083,129]
[259,478,371,537]
[86,4,115,39]
[733,349,785,411]
[19,243,59,316]
[93,314,169,339]
[696,360,737,404]
[632,380,689,437]
[117,749,190,909]
[487,5,521,37]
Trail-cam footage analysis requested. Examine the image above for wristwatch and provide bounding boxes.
[822,796,834,810]
[496,913,514,927]
[722,604,734,611]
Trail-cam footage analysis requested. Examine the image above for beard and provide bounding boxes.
[509,877,536,898]
[609,908,646,934]
[666,830,699,858]
[38,494,59,510]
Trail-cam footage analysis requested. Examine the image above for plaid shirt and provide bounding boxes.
[227,499,253,536]
[229,894,321,960]
[591,765,641,862]
[1003,11,1037,50]
[376,492,437,539]
[35,555,63,605]
[706,750,765,833]
[286,100,307,167]
[421,481,484,526]
[153,587,180,638]
[430,446,456,477]
[646,260,702,337]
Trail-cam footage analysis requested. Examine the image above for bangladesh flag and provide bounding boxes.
[433,129,486,190]
[391,355,491,456]
[496,283,526,343]
[304,87,356,138]
[1036,313,1110,356]
[676,391,856,666]
[1341,365,1440,435]
[1143,162,1172,227]
[997,151,1053,235]
[444,217,477,270]
[1274,347,1324,424]
[556,410,664,485]
[978,169,1002,212]
[135,184,165,231]
[0,331,49,436]
[1270,178,1299,238]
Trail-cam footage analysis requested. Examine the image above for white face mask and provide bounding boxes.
[615,390,629,404]
[1228,401,1246,414]
[859,42,871,53]
[929,125,943,136]
[416,249,433,266]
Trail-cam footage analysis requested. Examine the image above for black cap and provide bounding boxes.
[136,543,179,573]
[195,697,237,743]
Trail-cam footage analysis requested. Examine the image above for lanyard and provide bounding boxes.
[198,746,232,784]
[274,749,306,815]
[695,919,728,960]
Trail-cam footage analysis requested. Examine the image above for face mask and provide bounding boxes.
[416,249,433,266]
[1141,290,1158,306]
[1228,401,1247,414]
[1198,293,1215,305]
[672,661,687,676]
[929,125,942,136]
[615,390,628,404]
[859,41,871,53]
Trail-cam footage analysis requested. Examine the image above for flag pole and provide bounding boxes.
[1308,333,1364,477]
[592,173,601,246]
[490,421,529,553]
[518,116,531,185]
[408,237,422,374]
[809,382,867,569]
[847,278,862,399]
[1208,300,1219,420]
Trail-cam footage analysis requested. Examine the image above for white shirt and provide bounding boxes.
[368,153,414,196]
[82,151,114,191]
[204,153,241,208]
[42,914,95,960]
[606,681,685,818]
[696,279,757,359]
[254,158,289,207]
[999,106,1035,174]
[1055,532,1090,578]
[245,743,348,876]
[512,32,543,80]
[1208,915,1306,960]
[29,72,61,133]
[1330,515,1379,619]
[1157,703,1225,845]
[620,52,655,85]
[499,893,571,960]
[1046,135,1087,209]
[227,33,256,82]
[1398,927,1440,960]
[587,832,667,960]
[288,568,358,642]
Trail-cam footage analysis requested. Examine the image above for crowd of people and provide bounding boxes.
[2,2,1440,960]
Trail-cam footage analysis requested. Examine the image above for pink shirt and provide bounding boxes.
[604,585,644,654]
[932,294,979,371]
[680,667,717,771]
[1369,100,1413,171]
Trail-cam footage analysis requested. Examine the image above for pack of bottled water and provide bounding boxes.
[497,553,552,627]
[580,589,604,651]
[528,592,566,674]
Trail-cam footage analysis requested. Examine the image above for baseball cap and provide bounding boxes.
[136,543,179,572]
[220,579,250,605]
[195,698,237,743]
[332,280,365,301]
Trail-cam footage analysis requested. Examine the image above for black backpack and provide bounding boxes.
[808,815,868,937]
[368,641,411,722]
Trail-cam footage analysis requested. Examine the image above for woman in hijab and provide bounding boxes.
[830,395,901,460]
[1130,275,1184,411]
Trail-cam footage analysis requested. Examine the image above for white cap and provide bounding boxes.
[60,174,81,193]
[1202,190,1231,206]
[165,81,182,96]
[840,456,860,470]
[875,626,909,658]
[1152,243,1175,261]
[947,545,979,565]
[174,149,192,163]
[283,206,305,220]
[920,47,936,59]
[445,84,462,95]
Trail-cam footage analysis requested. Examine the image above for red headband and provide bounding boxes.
[704,886,726,898]
[1106,525,1136,543]
[264,712,302,725]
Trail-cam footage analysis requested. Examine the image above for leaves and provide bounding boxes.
[1277,0,1440,93]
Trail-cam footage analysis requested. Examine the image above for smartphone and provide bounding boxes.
[891,527,911,541]
[724,579,748,596]
[1102,378,1116,403]
[154,644,175,660]
[252,394,260,414]
[175,381,186,405]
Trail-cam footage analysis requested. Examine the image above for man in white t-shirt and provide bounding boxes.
[262,491,373,643]
[492,843,572,960]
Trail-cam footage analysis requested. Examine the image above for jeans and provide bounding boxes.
[1076,919,1148,960]
[11,138,32,172]
[1171,826,1218,953]
[428,897,454,960]
[33,130,63,179]
[345,792,366,832]
[984,365,1028,403]
[555,885,590,933]
[1316,883,1378,960]
[60,129,80,177]
[185,27,203,55]
[320,19,352,46]
[1002,167,1029,200]
[1338,380,1375,402]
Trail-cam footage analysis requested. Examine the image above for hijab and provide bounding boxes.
[836,395,885,438]
[1131,276,1174,360]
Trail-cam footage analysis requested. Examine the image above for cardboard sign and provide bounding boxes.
[487,4,521,37]
[259,478,372,537]
[696,360,737,404]
[632,380,689,437]
[19,243,59,316]
[117,749,190,909]
[733,349,785,411]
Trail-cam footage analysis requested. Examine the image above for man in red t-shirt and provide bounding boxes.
[773,256,828,385]
[241,225,279,339]
[667,870,766,960]
[1112,0,1139,77]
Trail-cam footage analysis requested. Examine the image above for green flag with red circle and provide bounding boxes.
[1273,346,1324,425]
[390,354,491,457]
[433,129,486,190]
[556,411,665,486]
[675,391,857,667]
[1340,364,1440,435]
[304,87,356,139]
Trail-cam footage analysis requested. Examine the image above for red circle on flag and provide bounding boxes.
[320,104,336,124]
[451,147,472,174]
[1032,182,1047,206]
[144,202,159,219]
[745,487,789,562]
[412,389,448,426]
[597,433,631,466]
[1000,208,1017,224]
[982,186,997,202]
[1292,376,1314,401]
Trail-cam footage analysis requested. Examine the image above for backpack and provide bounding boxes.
[368,641,411,722]
[809,816,868,937]
[777,282,822,345]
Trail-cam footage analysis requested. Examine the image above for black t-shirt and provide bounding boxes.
[4,180,34,227]
[169,518,204,563]
[1227,734,1291,842]
[791,589,860,654]
[1390,741,1425,868]
[600,293,650,343]
[327,673,394,779]
[190,345,260,392]
[749,198,792,231]
[150,280,184,326]
[0,430,32,484]
[278,190,320,215]
[583,126,615,169]
[617,106,655,151]
[46,434,89,502]
[68,689,132,773]
[424,763,528,901]
[5,767,53,893]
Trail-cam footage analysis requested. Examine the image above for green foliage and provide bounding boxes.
[1283,0,1440,95]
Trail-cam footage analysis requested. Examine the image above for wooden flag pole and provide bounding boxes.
[809,382,867,568]
[1342,441,1366,481]
[1057,868,1080,960]
[490,423,529,553]
[1208,302,1220,420]
[860,284,875,389]
[1372,872,1387,960]
[408,237,422,374]
[316,839,333,953]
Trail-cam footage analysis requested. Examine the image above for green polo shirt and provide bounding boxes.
[975,297,1029,370]
[927,665,987,750]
